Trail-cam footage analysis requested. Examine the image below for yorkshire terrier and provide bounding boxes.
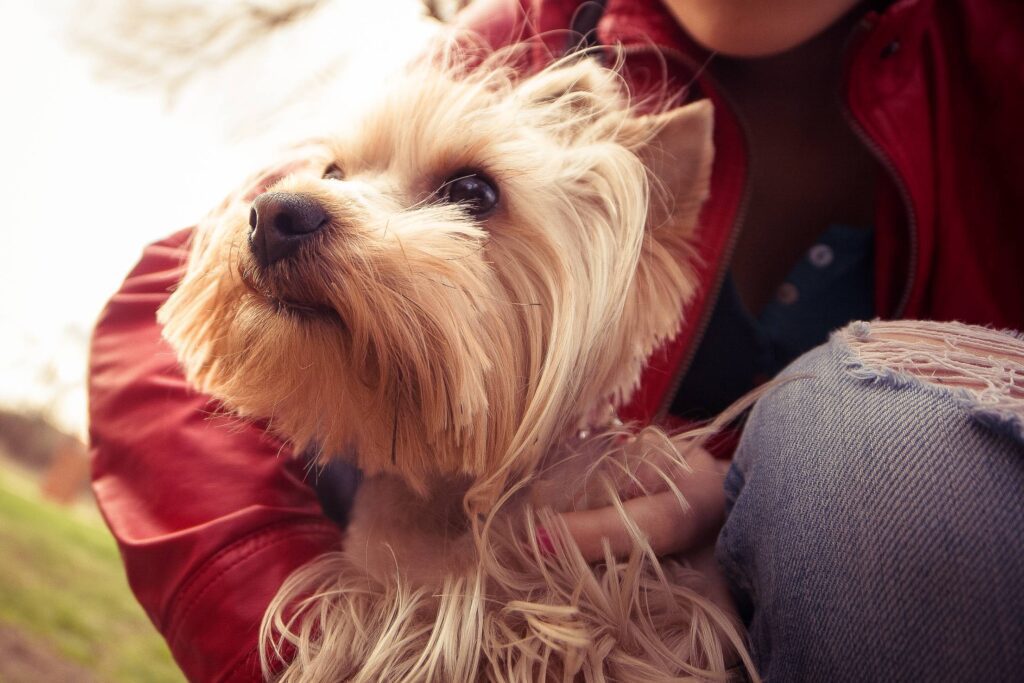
[159,48,754,682]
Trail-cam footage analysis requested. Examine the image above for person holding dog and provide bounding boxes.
[89,0,1024,680]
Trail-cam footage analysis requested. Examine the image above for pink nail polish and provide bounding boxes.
[536,527,556,556]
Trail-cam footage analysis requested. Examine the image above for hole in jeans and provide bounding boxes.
[840,320,1024,441]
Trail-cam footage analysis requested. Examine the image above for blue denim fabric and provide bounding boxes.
[717,326,1024,682]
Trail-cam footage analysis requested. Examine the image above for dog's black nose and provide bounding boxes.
[249,192,328,266]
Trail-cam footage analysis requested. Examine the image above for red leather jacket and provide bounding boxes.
[89,1,1024,680]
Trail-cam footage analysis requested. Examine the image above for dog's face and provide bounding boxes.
[160,56,712,504]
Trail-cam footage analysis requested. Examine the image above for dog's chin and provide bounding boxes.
[269,296,347,331]
[239,270,349,332]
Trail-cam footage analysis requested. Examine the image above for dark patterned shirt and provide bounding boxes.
[672,224,875,419]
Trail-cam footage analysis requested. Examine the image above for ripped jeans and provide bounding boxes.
[717,320,1024,681]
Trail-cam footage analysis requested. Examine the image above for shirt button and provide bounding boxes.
[880,40,901,59]
[776,282,799,305]
[808,244,834,268]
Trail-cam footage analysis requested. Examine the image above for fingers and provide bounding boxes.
[558,448,728,563]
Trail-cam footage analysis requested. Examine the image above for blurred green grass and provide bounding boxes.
[0,466,184,682]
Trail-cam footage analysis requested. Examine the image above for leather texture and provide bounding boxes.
[89,0,1024,679]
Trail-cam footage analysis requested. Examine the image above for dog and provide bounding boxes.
[159,47,755,682]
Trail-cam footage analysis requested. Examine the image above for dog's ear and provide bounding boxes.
[591,100,712,413]
[626,100,715,235]
[516,58,623,119]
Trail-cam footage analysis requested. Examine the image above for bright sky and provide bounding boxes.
[0,0,435,438]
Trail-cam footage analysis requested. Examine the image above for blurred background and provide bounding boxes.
[0,0,457,678]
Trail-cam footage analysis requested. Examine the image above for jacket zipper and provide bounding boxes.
[657,175,751,419]
[840,18,919,319]
[618,44,754,420]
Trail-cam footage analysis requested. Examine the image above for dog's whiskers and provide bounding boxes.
[420,276,542,308]
[391,391,399,466]
[440,243,488,262]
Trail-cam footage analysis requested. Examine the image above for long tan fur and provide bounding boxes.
[160,44,757,682]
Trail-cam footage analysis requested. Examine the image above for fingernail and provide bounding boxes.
[536,527,556,556]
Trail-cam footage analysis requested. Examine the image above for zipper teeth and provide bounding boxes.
[839,108,918,318]
[658,192,752,419]
[839,19,919,319]
[842,115,917,317]
[618,43,754,419]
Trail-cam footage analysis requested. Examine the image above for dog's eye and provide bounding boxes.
[323,164,344,181]
[442,172,499,217]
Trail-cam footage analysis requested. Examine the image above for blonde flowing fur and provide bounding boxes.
[160,43,758,682]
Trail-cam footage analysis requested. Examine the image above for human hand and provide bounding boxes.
[548,445,738,629]
[555,445,729,563]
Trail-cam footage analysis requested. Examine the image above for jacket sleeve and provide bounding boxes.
[88,226,343,682]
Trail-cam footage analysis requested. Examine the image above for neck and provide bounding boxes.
[344,473,477,586]
[707,7,864,119]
